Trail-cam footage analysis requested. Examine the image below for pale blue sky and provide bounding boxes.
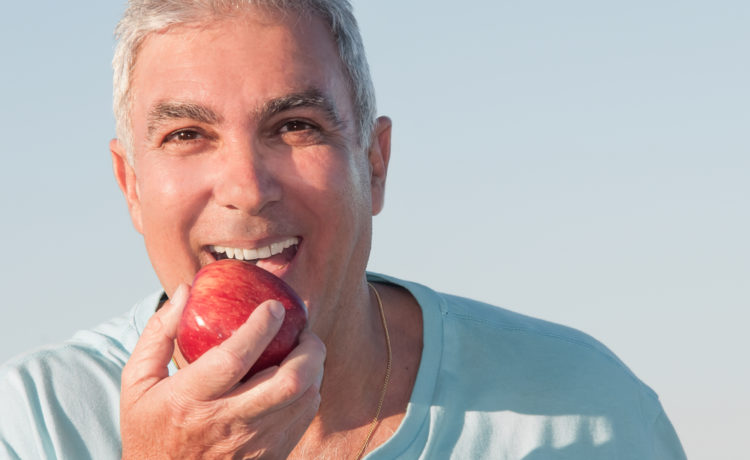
[1,1,747,458]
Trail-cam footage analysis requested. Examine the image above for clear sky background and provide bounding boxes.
[0,1,747,458]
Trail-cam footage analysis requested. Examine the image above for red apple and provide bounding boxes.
[176,259,307,380]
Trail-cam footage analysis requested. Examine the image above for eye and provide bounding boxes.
[279,120,316,133]
[164,129,204,144]
[274,119,323,147]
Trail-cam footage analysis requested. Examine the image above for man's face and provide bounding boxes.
[111,9,390,328]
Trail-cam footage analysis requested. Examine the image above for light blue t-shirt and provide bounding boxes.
[0,274,686,459]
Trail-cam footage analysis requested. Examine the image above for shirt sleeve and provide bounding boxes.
[0,440,23,460]
[0,360,51,459]
[650,408,688,460]
[0,345,124,460]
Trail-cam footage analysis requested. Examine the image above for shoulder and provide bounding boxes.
[441,292,640,381]
[374,274,643,381]
[0,289,162,377]
[0,290,163,459]
[366,275,688,458]
[437,291,662,403]
[368,272,660,412]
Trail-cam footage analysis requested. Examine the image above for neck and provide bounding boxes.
[316,277,384,366]
[314,278,389,419]
[293,279,423,459]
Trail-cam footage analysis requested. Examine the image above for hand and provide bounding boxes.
[120,284,326,459]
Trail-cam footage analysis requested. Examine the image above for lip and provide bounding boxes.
[201,236,302,279]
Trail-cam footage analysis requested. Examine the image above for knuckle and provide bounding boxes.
[311,336,326,357]
[212,345,251,376]
[306,392,322,421]
[301,332,326,361]
[119,362,155,402]
[274,372,307,402]
[142,314,165,337]
[296,386,322,427]
[307,386,322,411]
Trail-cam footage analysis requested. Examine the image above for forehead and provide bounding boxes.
[129,9,353,130]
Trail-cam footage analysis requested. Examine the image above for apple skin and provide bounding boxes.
[176,259,307,380]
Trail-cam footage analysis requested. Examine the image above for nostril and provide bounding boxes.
[213,160,283,216]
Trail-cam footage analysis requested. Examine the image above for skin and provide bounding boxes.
[111,8,422,459]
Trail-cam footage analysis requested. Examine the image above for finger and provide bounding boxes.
[174,299,286,401]
[230,329,326,414]
[235,383,322,459]
[121,284,189,397]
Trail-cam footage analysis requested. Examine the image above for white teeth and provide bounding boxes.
[211,237,299,262]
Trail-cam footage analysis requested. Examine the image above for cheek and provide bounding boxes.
[290,152,373,261]
[290,149,371,206]
[136,159,212,248]
[135,159,213,292]
[139,158,210,213]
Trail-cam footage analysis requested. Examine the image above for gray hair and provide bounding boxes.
[113,0,377,163]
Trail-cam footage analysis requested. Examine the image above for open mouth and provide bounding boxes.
[209,236,300,273]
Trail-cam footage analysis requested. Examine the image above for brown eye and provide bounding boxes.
[165,129,203,143]
[274,119,324,147]
[279,120,315,133]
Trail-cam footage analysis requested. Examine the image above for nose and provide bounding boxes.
[212,140,283,216]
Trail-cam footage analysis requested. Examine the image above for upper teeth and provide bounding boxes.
[211,237,299,261]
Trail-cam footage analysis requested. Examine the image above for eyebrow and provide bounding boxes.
[145,88,346,141]
[146,101,223,140]
[256,88,345,128]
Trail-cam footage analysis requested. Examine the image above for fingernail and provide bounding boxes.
[269,301,286,320]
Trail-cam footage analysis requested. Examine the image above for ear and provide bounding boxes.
[110,139,144,234]
[368,116,392,216]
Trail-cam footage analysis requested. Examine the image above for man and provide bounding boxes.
[0,0,686,458]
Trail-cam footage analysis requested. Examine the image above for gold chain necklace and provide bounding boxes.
[353,282,393,460]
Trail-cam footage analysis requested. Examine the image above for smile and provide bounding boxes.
[209,237,300,264]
